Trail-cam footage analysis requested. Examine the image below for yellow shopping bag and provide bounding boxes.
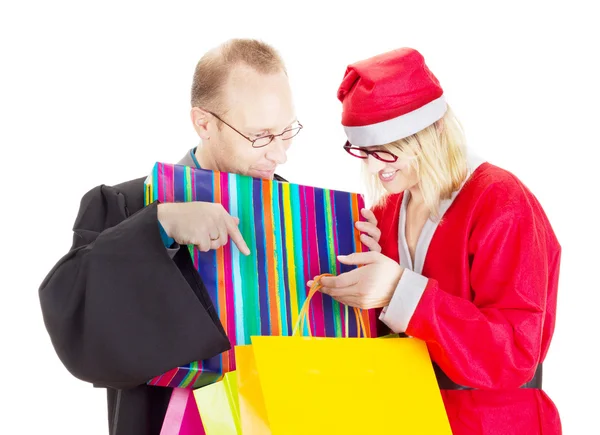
[236,345,271,435]
[193,371,241,434]
[236,276,452,434]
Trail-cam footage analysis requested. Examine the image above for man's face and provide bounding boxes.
[202,65,296,180]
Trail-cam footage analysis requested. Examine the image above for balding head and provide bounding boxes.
[191,38,287,113]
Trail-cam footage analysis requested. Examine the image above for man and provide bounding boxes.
[39,38,301,435]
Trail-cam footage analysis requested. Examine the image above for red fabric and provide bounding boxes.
[373,163,561,434]
[337,47,443,127]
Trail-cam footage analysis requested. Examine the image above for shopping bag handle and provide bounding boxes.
[292,274,367,338]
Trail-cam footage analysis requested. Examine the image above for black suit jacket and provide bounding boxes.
[39,172,285,435]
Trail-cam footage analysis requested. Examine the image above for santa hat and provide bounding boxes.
[337,48,447,147]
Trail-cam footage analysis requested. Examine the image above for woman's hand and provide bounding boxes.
[307,251,404,309]
[356,208,381,252]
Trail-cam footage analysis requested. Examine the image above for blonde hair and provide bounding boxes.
[364,106,469,219]
[191,38,287,112]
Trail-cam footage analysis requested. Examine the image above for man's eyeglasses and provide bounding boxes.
[343,141,399,163]
[205,110,303,148]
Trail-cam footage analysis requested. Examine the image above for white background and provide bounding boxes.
[1,1,598,434]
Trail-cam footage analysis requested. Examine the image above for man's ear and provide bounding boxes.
[191,107,211,140]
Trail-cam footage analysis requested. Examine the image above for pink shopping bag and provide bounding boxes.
[160,388,206,435]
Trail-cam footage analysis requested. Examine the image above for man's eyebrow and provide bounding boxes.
[277,118,298,132]
[285,117,298,128]
[247,118,298,134]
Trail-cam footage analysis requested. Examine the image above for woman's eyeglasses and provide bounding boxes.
[343,141,398,163]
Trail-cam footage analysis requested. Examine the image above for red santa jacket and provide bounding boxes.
[373,160,562,435]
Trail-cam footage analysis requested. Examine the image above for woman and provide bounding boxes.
[312,48,561,434]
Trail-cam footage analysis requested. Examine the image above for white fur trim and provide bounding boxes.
[344,95,447,147]
[379,270,428,333]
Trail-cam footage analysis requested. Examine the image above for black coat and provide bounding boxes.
[39,170,284,434]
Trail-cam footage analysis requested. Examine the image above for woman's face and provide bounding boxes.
[364,147,419,194]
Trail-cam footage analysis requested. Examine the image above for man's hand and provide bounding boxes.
[157,202,250,255]
[307,251,403,309]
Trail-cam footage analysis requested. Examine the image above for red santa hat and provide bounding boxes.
[337,47,447,147]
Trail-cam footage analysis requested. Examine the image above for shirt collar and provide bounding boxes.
[177,147,202,169]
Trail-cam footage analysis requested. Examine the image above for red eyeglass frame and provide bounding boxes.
[343,141,398,163]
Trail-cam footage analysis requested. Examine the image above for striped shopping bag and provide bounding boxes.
[143,162,379,389]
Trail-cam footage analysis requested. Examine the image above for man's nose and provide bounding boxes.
[266,137,288,165]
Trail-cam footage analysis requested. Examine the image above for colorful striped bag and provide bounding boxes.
[143,162,379,389]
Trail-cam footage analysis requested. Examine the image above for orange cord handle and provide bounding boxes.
[292,274,367,338]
